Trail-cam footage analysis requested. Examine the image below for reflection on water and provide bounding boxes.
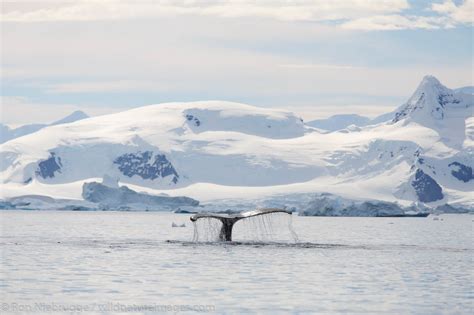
[1,211,472,314]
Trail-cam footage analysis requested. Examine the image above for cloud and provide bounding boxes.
[279,64,367,70]
[342,0,473,30]
[1,0,409,23]
[2,0,472,30]
[432,0,474,24]
[1,2,472,126]
[341,15,453,31]
[45,80,170,94]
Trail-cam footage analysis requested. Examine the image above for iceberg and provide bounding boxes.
[82,181,199,210]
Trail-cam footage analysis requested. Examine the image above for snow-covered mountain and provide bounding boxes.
[306,110,399,132]
[0,76,472,212]
[455,86,474,95]
[306,111,395,132]
[391,76,471,141]
[306,82,474,133]
[0,110,89,144]
[49,110,89,126]
[307,114,372,131]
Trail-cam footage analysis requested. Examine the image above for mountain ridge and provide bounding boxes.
[0,110,89,144]
[306,79,473,133]
[0,76,472,212]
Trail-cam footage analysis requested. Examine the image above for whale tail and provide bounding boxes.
[190,208,292,241]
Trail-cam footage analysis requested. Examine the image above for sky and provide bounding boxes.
[1,0,473,126]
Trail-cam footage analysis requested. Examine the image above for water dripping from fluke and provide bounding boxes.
[190,208,298,243]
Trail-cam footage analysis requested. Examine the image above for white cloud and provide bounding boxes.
[1,0,410,23]
[1,2,471,126]
[432,0,474,24]
[2,0,471,30]
[342,0,473,30]
[341,14,453,31]
[45,80,171,94]
[279,63,366,70]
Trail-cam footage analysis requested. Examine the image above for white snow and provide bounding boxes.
[0,77,473,211]
[0,110,89,144]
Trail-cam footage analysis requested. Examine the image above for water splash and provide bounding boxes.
[192,212,298,243]
[192,218,223,242]
[288,214,299,242]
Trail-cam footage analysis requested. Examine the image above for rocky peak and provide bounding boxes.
[392,75,468,125]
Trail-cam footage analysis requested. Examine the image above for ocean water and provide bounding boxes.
[1,211,472,314]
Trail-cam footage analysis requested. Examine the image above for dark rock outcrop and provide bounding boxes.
[36,152,62,179]
[448,162,473,182]
[114,151,179,183]
[185,114,201,126]
[411,169,443,202]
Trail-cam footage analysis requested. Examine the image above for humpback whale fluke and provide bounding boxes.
[190,208,292,241]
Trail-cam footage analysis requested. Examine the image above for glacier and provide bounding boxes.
[0,76,472,214]
[82,181,199,210]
